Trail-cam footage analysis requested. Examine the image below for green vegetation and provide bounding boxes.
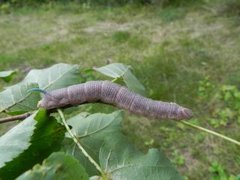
[0,63,183,180]
[0,0,240,179]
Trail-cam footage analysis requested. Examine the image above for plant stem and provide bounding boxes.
[57,109,106,177]
[0,112,32,124]
[181,120,240,146]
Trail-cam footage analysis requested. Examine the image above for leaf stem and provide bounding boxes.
[111,77,120,83]
[57,109,106,177]
[181,120,240,146]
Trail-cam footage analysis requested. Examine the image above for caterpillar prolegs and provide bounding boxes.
[38,81,192,120]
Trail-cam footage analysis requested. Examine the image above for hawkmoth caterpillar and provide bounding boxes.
[38,81,192,120]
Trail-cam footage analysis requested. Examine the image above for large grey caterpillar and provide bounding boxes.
[38,81,192,120]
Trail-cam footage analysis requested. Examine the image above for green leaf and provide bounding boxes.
[123,69,146,96]
[94,63,146,95]
[0,63,83,114]
[0,109,66,180]
[0,83,40,114]
[0,111,37,168]
[63,111,122,176]
[17,152,89,180]
[0,70,16,82]
[22,63,82,91]
[99,138,182,180]
[63,111,182,179]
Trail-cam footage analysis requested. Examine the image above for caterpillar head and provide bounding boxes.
[37,89,70,110]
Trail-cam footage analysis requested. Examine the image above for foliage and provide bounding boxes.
[0,70,16,82]
[171,150,185,166]
[198,77,240,128]
[0,63,83,114]
[209,162,238,180]
[198,76,215,102]
[94,63,146,95]
[17,152,89,180]
[64,111,182,179]
[0,63,183,179]
[0,109,66,179]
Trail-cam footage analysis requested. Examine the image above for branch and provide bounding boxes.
[0,113,32,124]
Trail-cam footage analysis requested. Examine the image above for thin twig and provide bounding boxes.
[181,120,240,146]
[0,113,32,124]
[57,109,106,178]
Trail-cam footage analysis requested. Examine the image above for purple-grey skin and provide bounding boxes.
[38,81,193,120]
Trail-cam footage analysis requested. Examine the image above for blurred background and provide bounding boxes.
[0,0,240,179]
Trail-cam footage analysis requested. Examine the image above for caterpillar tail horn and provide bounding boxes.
[28,88,47,94]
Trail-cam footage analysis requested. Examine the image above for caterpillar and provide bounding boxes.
[38,81,192,120]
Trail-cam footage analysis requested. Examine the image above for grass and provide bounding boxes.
[0,0,240,179]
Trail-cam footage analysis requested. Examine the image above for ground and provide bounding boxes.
[0,0,240,179]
